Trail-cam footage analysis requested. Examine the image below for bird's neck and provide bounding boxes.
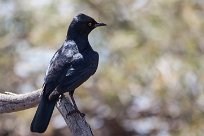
[67,34,92,52]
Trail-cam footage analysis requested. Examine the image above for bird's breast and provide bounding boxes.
[72,50,99,69]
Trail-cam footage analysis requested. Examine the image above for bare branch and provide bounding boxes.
[0,89,42,113]
[0,89,93,136]
[57,96,94,136]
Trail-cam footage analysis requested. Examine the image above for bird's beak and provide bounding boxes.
[94,22,107,27]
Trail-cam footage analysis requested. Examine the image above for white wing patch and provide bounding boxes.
[65,50,74,58]
[74,16,79,22]
[45,52,59,76]
[66,66,75,76]
[62,40,79,60]
[52,52,59,61]
[73,53,83,60]
[45,65,50,76]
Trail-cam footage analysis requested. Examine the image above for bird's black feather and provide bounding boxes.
[31,13,105,133]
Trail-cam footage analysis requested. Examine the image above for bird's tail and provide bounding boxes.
[30,86,58,133]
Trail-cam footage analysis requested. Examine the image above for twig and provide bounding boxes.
[0,89,93,136]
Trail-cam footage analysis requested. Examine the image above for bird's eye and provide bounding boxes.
[88,22,92,27]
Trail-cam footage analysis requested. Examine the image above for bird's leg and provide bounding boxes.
[69,92,79,111]
[66,91,85,117]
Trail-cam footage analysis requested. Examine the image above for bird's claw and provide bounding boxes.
[66,110,85,118]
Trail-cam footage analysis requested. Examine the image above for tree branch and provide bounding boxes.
[0,89,93,136]
[0,89,42,113]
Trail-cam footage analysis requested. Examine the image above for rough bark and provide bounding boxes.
[57,96,93,136]
[0,89,93,136]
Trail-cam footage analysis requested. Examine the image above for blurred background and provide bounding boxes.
[0,0,204,136]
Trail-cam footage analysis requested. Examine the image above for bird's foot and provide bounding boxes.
[66,109,85,118]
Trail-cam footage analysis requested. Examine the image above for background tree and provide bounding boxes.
[0,0,204,135]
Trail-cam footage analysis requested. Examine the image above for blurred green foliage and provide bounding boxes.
[0,0,204,136]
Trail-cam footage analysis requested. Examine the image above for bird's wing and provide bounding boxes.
[55,52,99,94]
[44,41,78,84]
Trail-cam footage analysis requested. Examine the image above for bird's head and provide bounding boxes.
[67,13,106,38]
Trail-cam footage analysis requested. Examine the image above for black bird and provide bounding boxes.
[30,13,106,133]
